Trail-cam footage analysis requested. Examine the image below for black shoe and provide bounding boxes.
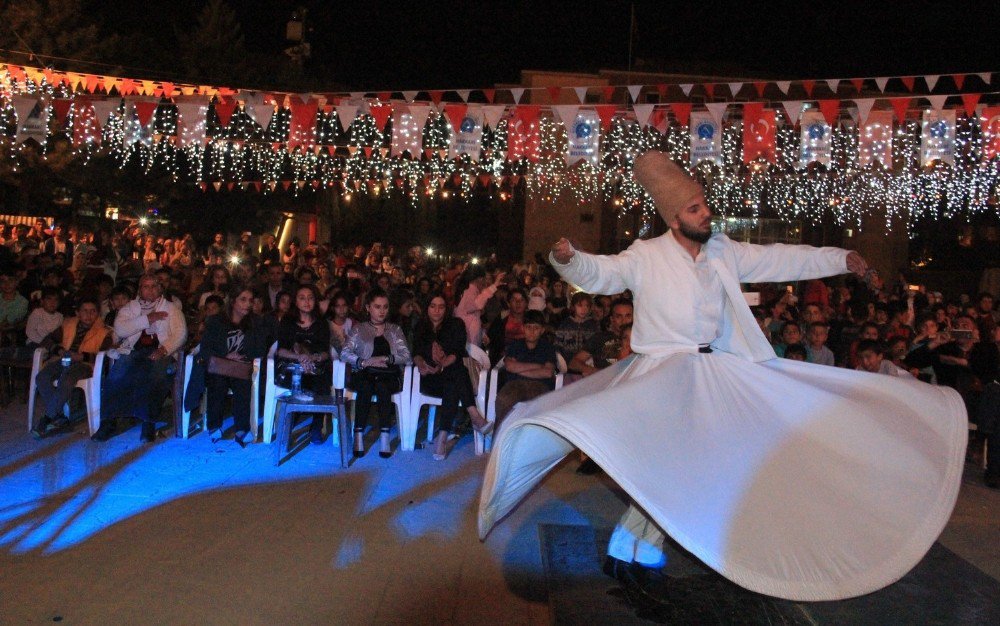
[577,458,601,475]
[31,416,52,439]
[602,557,672,607]
[139,422,156,443]
[91,420,117,442]
[46,417,69,435]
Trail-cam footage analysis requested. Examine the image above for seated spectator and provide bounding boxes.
[976,292,997,339]
[848,322,882,368]
[493,310,558,426]
[905,315,980,393]
[199,287,275,447]
[262,263,290,309]
[269,290,292,324]
[25,287,64,352]
[412,294,488,460]
[42,223,73,257]
[326,291,354,358]
[569,298,633,376]
[154,267,184,309]
[856,339,912,377]
[773,320,803,358]
[554,292,599,362]
[592,294,612,329]
[276,285,333,445]
[31,296,112,438]
[545,280,569,323]
[341,288,412,458]
[485,287,528,365]
[196,265,231,310]
[105,286,132,330]
[805,321,835,366]
[94,273,187,443]
[0,270,29,344]
[783,343,808,361]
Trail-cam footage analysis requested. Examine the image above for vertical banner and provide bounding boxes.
[175,103,209,148]
[742,103,776,163]
[798,110,832,167]
[14,97,50,146]
[920,109,956,166]
[689,110,723,166]
[566,110,601,166]
[448,104,484,160]
[287,97,318,152]
[981,107,1000,161]
[858,110,893,168]
[507,106,541,162]
[390,106,423,157]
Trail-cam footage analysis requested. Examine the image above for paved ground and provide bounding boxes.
[0,402,997,625]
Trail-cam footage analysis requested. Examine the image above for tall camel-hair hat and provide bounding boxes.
[633,151,703,225]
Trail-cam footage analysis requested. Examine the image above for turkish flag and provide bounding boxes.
[982,107,1000,161]
[742,103,776,163]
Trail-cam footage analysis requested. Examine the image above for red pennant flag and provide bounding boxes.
[952,74,966,90]
[135,100,158,127]
[43,68,57,85]
[482,89,495,103]
[802,80,815,97]
[7,64,25,82]
[477,174,492,188]
[850,78,865,92]
[961,93,981,117]
[546,86,561,102]
[594,104,617,131]
[656,84,668,99]
[444,103,468,130]
[669,102,692,127]
[818,99,840,126]
[83,74,100,93]
[119,79,137,95]
[514,105,541,126]
[281,181,292,191]
[428,90,444,105]
[753,82,767,97]
[198,182,208,192]
[312,180,321,189]
[891,98,910,124]
[288,97,318,151]
[900,76,915,91]
[369,102,393,131]
[52,99,72,126]
[703,83,715,98]
[160,82,175,98]
[226,182,235,191]
[650,108,668,132]
[362,146,373,158]
[601,86,615,102]
[214,98,238,127]
[253,182,262,192]
[377,91,391,102]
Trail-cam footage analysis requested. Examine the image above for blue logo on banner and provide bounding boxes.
[696,122,715,140]
[929,120,948,138]
[807,123,826,140]
[460,117,476,133]
[574,121,592,138]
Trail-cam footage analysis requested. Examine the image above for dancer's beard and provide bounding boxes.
[678,221,712,244]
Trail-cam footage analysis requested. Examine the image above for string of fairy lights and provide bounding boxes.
[1,66,999,233]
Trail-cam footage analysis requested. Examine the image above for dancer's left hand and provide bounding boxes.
[846,251,868,277]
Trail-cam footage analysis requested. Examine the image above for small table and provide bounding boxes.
[273,391,350,467]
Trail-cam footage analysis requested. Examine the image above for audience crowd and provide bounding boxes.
[1,218,997,483]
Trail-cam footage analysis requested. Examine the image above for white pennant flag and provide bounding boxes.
[826,79,840,93]
[776,81,791,94]
[407,104,432,132]
[566,110,600,166]
[977,72,991,84]
[875,77,889,92]
[574,87,589,103]
[12,96,39,130]
[705,102,729,125]
[349,92,363,100]
[247,101,275,130]
[14,97,49,145]
[680,84,693,96]
[854,98,876,126]
[402,91,418,103]
[689,111,723,166]
[728,82,743,97]
[633,104,655,128]
[176,103,209,147]
[390,108,422,157]
[90,99,121,130]
[456,89,470,102]
[551,105,580,127]
[924,75,940,91]
[510,87,525,104]
[334,104,359,132]
[241,91,263,107]
[927,95,949,113]
[627,85,643,102]
[781,101,804,125]
[482,105,507,129]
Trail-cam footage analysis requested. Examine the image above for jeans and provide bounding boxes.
[419,364,476,434]
[35,360,93,417]
[102,347,175,423]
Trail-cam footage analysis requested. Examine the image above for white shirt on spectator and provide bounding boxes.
[806,344,836,366]
[26,308,64,345]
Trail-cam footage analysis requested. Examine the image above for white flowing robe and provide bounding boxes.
[477,232,967,601]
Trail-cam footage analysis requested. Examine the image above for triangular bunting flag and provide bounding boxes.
[593,104,617,131]
[574,87,589,103]
[976,72,991,84]
[627,85,642,102]
[900,76,915,91]
[924,75,940,91]
[891,98,910,124]
[926,95,948,113]
[961,93,980,117]
[91,99,121,129]
[456,89,470,102]
[482,105,507,129]
[601,86,615,102]
[214,98,237,127]
[443,103,468,130]
[753,82,767,97]
[334,104,359,131]
[369,102,393,131]
[408,104,432,132]
[875,77,889,92]
[551,105,580,126]
[52,99,72,126]
[482,89,495,103]
[160,82,175,98]
[248,102,275,130]
[656,84,668,99]
[84,74,100,93]
[781,101,804,125]
[680,84,693,96]
[825,79,840,93]
[728,82,743,97]
[703,83,715,98]
[818,99,840,126]
[377,91,391,102]
[510,87,525,104]
[514,104,541,126]
[402,91,418,103]
[776,81,791,94]
[632,104,655,128]
[850,78,865,92]
[705,102,728,124]
[428,90,444,105]
[854,99,876,126]
[669,102,692,127]
[951,74,966,90]
[802,80,815,97]
[132,100,157,127]
[547,86,562,103]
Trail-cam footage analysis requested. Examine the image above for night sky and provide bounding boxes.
[104,0,999,91]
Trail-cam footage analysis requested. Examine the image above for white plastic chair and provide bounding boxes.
[475,351,566,455]
[179,346,263,441]
[410,343,491,447]
[262,342,340,444]
[28,347,106,437]
[333,358,413,450]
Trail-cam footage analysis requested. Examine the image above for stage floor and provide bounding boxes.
[1,406,998,624]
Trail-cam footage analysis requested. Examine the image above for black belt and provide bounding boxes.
[698,344,713,353]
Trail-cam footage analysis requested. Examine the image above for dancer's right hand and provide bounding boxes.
[551,238,574,264]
